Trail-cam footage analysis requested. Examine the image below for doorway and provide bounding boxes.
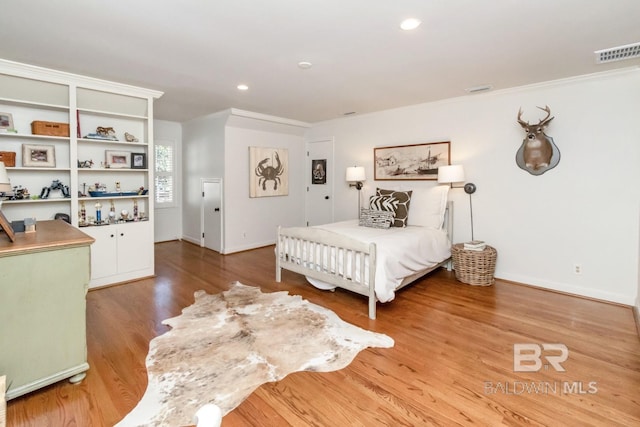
[201,178,223,252]
[305,138,334,226]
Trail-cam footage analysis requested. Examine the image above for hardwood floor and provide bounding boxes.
[6,241,640,426]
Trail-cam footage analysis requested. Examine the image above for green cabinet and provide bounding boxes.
[0,220,93,400]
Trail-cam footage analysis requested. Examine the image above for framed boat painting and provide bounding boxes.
[374,141,450,180]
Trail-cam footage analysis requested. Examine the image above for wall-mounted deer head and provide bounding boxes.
[516,105,558,173]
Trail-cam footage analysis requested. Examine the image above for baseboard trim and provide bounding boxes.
[495,276,632,308]
[633,305,640,338]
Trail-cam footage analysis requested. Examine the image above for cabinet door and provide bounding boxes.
[0,245,90,400]
[117,222,152,275]
[84,227,118,280]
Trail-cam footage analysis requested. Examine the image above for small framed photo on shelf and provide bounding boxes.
[0,112,14,130]
[131,152,147,169]
[105,150,131,169]
[22,144,56,167]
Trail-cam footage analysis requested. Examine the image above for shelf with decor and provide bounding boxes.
[78,195,149,201]
[1,163,72,219]
[1,59,162,288]
[78,137,147,146]
[2,198,71,204]
[7,167,71,172]
[77,194,150,232]
[0,72,72,223]
[77,168,148,172]
[0,132,70,142]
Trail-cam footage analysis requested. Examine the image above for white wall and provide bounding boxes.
[181,110,307,253]
[636,207,640,328]
[154,119,182,242]
[223,115,307,253]
[305,68,640,305]
[181,111,226,244]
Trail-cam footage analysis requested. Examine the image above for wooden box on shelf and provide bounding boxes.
[0,152,15,167]
[451,243,497,286]
[31,121,70,137]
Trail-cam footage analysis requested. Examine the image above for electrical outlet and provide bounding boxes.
[574,264,582,275]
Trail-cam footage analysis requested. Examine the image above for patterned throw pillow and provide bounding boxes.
[359,208,394,229]
[369,194,403,227]
[376,189,412,227]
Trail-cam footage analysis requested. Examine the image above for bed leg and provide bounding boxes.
[275,238,281,282]
[369,296,376,320]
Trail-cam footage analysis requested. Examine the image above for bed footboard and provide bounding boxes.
[276,226,378,319]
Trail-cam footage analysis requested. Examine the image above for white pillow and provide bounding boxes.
[407,185,449,229]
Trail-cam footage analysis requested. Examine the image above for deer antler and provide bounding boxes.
[517,108,529,127]
[536,105,554,126]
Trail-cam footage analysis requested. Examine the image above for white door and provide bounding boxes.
[202,179,223,252]
[305,139,334,226]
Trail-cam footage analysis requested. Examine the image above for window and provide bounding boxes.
[155,141,175,207]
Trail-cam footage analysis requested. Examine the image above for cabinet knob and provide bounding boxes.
[120,233,124,237]
[110,234,115,238]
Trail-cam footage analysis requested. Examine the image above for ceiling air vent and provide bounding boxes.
[594,42,640,64]
[465,85,492,94]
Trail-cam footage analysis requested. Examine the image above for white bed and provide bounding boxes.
[276,186,453,319]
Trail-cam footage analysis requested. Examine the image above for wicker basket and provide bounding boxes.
[451,243,497,286]
[0,151,16,167]
[31,121,70,137]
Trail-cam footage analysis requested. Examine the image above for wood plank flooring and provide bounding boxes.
[6,240,640,426]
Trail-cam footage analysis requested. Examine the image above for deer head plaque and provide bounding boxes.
[516,105,560,175]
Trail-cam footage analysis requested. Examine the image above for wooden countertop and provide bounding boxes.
[0,220,94,258]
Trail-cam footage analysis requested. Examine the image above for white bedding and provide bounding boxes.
[306,220,451,303]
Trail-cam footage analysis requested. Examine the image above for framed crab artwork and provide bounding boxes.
[249,146,289,198]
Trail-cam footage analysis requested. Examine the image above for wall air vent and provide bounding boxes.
[594,42,640,64]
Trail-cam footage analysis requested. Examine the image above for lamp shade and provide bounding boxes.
[437,165,465,184]
[0,161,11,193]
[345,166,366,182]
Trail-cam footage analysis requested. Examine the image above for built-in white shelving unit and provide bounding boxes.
[0,59,163,287]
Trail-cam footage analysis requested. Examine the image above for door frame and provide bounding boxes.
[305,138,335,226]
[200,178,224,252]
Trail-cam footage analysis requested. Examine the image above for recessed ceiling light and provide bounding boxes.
[400,18,421,31]
[237,84,249,91]
[298,61,313,69]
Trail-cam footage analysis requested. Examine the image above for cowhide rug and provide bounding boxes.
[116,282,394,426]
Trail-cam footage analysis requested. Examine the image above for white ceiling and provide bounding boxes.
[1,1,639,123]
